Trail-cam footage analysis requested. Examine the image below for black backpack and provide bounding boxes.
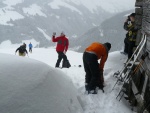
[62,60,71,68]
[19,46,25,53]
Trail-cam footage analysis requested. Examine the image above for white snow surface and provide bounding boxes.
[49,0,135,13]
[0,40,39,49]
[23,4,47,17]
[0,0,135,25]
[0,9,24,26]
[3,0,23,8]
[48,0,83,15]
[37,27,51,40]
[0,0,24,25]
[0,47,135,113]
[0,51,83,113]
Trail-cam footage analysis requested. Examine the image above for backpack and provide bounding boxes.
[19,46,25,53]
[62,60,71,68]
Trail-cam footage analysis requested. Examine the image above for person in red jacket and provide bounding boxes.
[52,32,69,68]
[83,42,111,94]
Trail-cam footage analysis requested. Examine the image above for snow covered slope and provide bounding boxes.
[0,53,83,113]
[0,0,135,48]
[71,10,134,52]
[0,48,134,113]
[49,0,135,13]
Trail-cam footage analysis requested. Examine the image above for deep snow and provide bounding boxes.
[0,53,83,113]
[0,47,135,113]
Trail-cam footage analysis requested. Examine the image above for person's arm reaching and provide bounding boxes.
[99,55,107,71]
[52,32,59,42]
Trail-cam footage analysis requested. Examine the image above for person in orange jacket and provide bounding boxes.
[83,42,111,94]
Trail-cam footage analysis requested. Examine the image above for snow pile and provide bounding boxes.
[0,53,83,113]
[0,48,134,113]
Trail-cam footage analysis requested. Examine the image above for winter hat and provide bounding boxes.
[61,31,65,35]
[130,13,136,17]
[104,42,111,51]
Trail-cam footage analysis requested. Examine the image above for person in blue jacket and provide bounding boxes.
[29,42,33,53]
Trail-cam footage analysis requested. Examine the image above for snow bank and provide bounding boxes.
[0,48,134,113]
[0,53,83,113]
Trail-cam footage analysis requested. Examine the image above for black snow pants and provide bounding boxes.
[55,52,67,67]
[128,41,135,59]
[124,37,129,54]
[29,47,32,53]
[83,52,101,91]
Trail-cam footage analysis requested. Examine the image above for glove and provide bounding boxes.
[53,32,56,36]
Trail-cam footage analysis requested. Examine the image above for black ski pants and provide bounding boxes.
[128,41,135,59]
[56,51,67,67]
[29,47,32,53]
[83,52,100,91]
[124,37,129,54]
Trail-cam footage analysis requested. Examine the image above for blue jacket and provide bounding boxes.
[29,44,33,48]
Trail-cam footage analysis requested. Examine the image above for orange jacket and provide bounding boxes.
[85,42,108,70]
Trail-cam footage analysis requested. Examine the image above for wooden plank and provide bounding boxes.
[135,0,143,7]
[131,80,144,103]
[135,15,142,26]
[135,2,143,7]
[146,38,150,52]
[136,30,143,45]
[136,0,143,2]
[143,0,150,8]
[143,9,150,17]
[135,8,143,15]
[142,9,150,34]
[142,2,150,39]
[142,20,150,36]
[143,0,150,4]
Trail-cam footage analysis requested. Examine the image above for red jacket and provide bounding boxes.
[52,35,69,52]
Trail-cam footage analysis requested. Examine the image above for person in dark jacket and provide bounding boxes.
[52,32,69,68]
[83,42,111,94]
[23,42,26,48]
[15,44,28,56]
[123,13,137,59]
